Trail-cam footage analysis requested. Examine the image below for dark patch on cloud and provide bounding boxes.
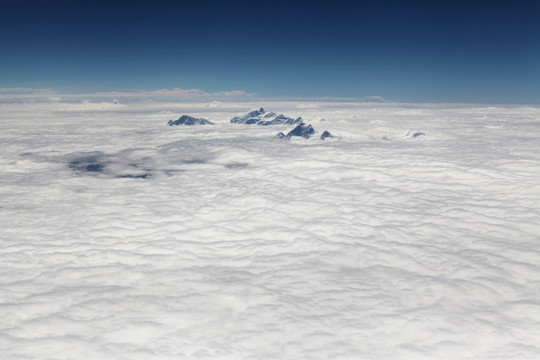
[68,152,107,173]
[67,151,151,179]
[225,163,248,169]
[182,159,207,164]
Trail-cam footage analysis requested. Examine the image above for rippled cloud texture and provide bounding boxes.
[1,99,540,359]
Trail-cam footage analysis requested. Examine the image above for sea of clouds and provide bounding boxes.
[1,99,539,359]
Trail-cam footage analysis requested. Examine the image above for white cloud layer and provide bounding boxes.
[1,101,540,359]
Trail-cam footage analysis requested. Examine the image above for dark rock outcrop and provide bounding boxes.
[287,123,315,138]
[168,115,214,126]
[276,123,316,139]
[320,130,334,140]
[230,108,303,126]
[276,123,335,140]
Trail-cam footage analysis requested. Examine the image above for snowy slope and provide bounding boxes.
[230,107,303,125]
[1,101,540,359]
[167,115,214,126]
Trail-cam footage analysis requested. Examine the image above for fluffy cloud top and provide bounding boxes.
[1,101,539,359]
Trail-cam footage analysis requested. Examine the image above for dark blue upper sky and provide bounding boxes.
[1,0,539,103]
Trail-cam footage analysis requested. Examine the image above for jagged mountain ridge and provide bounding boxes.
[168,115,214,126]
[230,108,303,126]
[277,122,334,140]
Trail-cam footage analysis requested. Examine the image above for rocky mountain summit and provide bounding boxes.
[168,115,214,126]
[277,123,334,140]
[320,130,334,140]
[230,108,303,126]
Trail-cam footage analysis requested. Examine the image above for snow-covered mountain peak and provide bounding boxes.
[230,108,302,125]
[167,115,214,126]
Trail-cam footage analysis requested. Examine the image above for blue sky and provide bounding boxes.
[1,0,539,103]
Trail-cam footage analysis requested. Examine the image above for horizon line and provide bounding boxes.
[0,87,539,107]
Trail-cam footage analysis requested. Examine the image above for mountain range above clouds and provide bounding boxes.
[167,108,337,141]
[230,107,303,126]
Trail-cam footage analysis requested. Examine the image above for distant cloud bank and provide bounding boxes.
[0,87,390,104]
[0,87,257,103]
